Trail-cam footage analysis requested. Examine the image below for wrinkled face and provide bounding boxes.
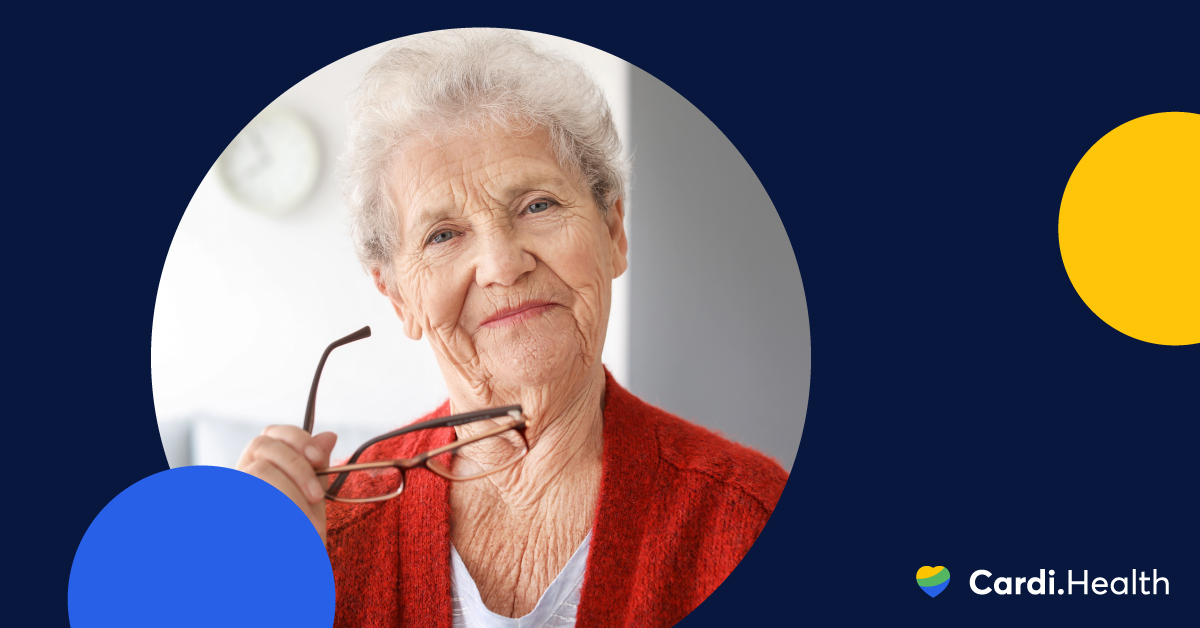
[380,127,627,395]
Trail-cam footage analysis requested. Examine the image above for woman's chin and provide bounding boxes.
[476,333,588,391]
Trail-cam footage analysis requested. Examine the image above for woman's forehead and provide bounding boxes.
[389,131,578,226]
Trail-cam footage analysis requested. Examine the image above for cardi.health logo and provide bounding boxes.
[916,566,950,597]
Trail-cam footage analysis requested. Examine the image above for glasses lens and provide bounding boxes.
[323,466,403,501]
[427,425,528,480]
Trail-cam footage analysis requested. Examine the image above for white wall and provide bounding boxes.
[151,32,631,467]
[627,68,808,472]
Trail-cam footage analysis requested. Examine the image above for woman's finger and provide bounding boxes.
[248,437,327,504]
[235,433,275,470]
[242,459,309,510]
[262,425,337,467]
[309,432,338,467]
[260,425,319,459]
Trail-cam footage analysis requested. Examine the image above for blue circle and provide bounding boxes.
[69,466,334,627]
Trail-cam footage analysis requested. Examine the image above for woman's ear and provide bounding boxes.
[372,268,423,341]
[608,198,629,279]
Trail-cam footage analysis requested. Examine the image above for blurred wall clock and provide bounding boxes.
[217,107,320,215]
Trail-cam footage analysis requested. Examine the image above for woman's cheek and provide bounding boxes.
[400,259,452,334]
[553,226,611,337]
[550,222,607,284]
[426,280,470,335]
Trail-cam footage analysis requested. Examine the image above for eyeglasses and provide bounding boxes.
[303,326,530,503]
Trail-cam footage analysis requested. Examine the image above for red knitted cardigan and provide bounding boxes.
[326,370,789,627]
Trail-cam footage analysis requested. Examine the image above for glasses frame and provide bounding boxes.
[302,326,530,503]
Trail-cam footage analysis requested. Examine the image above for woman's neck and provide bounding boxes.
[444,366,606,617]
[445,363,606,472]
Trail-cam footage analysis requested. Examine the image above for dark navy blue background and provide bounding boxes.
[12,7,1196,626]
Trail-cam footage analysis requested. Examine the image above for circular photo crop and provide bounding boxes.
[152,28,809,628]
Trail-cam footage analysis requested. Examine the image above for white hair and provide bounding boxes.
[341,29,627,289]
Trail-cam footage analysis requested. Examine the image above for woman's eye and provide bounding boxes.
[526,201,552,214]
[429,230,455,244]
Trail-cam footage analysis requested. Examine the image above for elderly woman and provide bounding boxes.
[237,29,787,628]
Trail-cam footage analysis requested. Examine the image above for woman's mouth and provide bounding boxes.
[480,301,557,328]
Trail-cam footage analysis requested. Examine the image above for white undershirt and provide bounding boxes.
[450,531,592,628]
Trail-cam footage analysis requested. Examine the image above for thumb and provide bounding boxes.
[308,431,339,467]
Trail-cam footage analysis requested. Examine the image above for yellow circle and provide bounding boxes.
[1059,112,1200,346]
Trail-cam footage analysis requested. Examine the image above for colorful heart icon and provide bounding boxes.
[916,566,950,597]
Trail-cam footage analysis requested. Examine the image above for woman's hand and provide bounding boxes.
[236,426,338,545]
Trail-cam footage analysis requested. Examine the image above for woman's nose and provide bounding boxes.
[473,227,535,287]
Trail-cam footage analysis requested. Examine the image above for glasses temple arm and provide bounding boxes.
[303,326,372,434]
